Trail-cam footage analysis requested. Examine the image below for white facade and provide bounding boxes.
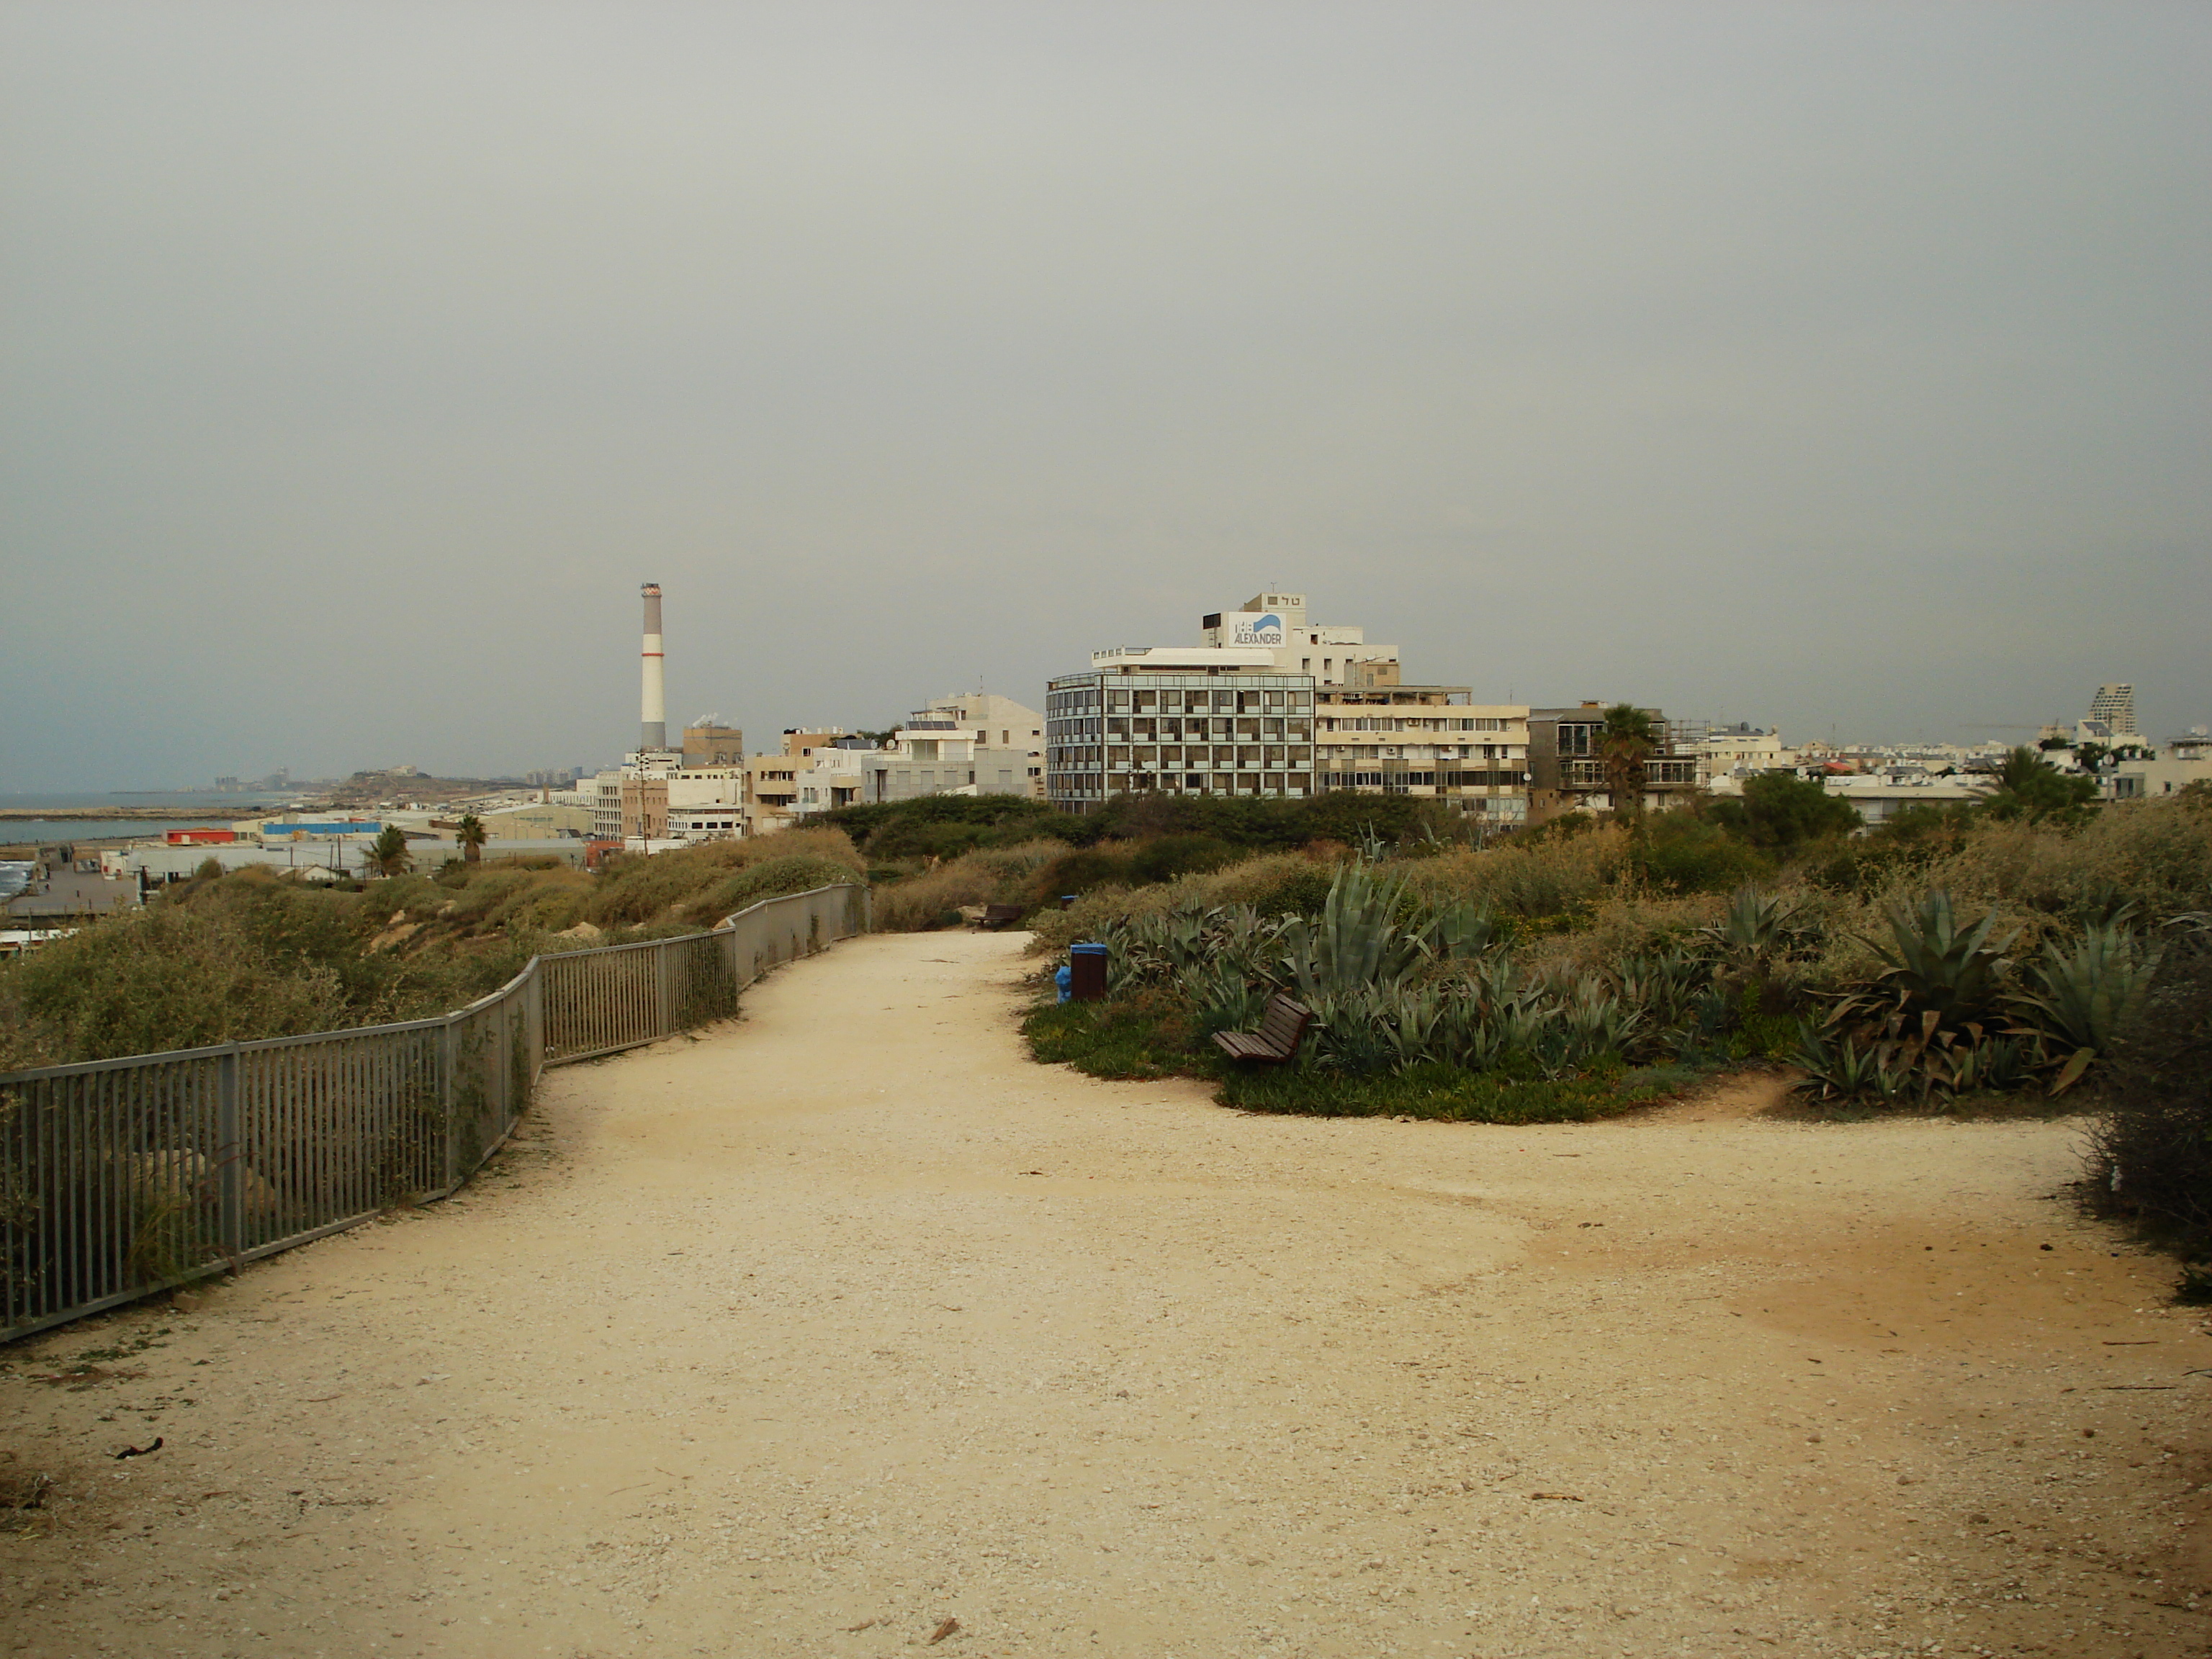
[1821,775,1993,825]
[666,805,745,842]
[863,725,1034,804]
[2105,729,2211,801]
[1691,728,1793,791]
[909,692,1046,797]
[1197,592,1398,688]
[792,747,866,819]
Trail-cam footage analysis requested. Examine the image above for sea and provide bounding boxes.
[0,791,303,847]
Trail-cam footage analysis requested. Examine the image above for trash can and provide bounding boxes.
[1069,941,1109,1002]
[1058,894,1079,910]
[1053,963,1073,1004]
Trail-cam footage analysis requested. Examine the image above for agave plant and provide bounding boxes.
[1570,981,1642,1053]
[1418,900,1505,963]
[1935,1033,2036,1094]
[2005,921,2162,1094]
[1177,956,1275,1035]
[1699,885,1803,967]
[1426,986,1511,1072]
[1845,889,2018,1034]
[1613,950,1711,1033]
[1280,863,1424,1004]
[1303,984,1412,1074]
[1789,1021,1889,1101]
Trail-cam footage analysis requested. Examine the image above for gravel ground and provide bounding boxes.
[3,930,2208,1659]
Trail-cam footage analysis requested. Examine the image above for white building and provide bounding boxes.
[906,692,1046,797]
[2105,727,2211,803]
[1820,774,1993,826]
[1048,646,1315,812]
[1197,591,1398,688]
[1690,726,1794,792]
[863,724,1037,805]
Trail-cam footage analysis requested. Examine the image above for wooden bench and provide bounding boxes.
[1212,992,1313,1064]
[977,904,1027,930]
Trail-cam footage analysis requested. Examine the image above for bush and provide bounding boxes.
[680,854,862,926]
[584,828,863,927]
[1629,813,1772,894]
[2084,930,2212,1268]
[869,840,1068,930]
[1030,845,1138,906]
[0,897,385,1066]
[0,825,871,1067]
[1703,773,1861,851]
[817,794,1072,860]
[1128,835,1239,885]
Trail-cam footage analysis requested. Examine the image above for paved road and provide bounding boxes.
[2,931,2206,1658]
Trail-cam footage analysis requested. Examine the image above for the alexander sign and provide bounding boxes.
[1219,611,1287,647]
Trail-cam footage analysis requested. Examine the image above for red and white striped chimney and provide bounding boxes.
[640,583,666,751]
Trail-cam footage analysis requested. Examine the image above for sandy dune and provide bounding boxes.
[3,930,2207,1658]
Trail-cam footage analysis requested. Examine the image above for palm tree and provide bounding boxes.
[1599,703,1661,815]
[456,814,487,863]
[357,825,412,879]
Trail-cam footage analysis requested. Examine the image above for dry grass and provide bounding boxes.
[871,840,1070,931]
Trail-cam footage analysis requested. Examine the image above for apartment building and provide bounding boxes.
[1525,703,1698,822]
[907,692,1046,798]
[1197,591,1398,688]
[741,731,856,836]
[1312,667,1529,820]
[863,724,1035,805]
[1047,645,1316,812]
[2089,683,2139,738]
[1689,724,1791,791]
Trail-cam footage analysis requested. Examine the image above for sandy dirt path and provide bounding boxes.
[4,931,2208,1659]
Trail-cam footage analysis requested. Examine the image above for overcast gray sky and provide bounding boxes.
[3,2,2206,789]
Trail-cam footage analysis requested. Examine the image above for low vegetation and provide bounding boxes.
[999,788,2211,1274]
[0,830,863,1069]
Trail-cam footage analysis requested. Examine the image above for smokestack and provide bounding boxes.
[640,583,666,751]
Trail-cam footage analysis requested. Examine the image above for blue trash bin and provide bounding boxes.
[1069,941,1109,1002]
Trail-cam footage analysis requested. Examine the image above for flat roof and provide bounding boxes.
[1087,645,1282,670]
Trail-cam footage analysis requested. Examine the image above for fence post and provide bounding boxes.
[440,1015,459,1192]
[215,1044,243,1256]
[655,940,674,1036]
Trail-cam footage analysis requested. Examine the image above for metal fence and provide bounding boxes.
[0,881,868,1342]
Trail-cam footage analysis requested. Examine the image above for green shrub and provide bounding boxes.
[1218,1060,1694,1123]
[1630,814,1772,894]
[1702,773,1862,851]
[1030,845,1138,905]
[2083,929,2212,1268]
[1024,989,1205,1080]
[819,794,1073,860]
[1128,835,1239,884]
[584,827,863,927]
